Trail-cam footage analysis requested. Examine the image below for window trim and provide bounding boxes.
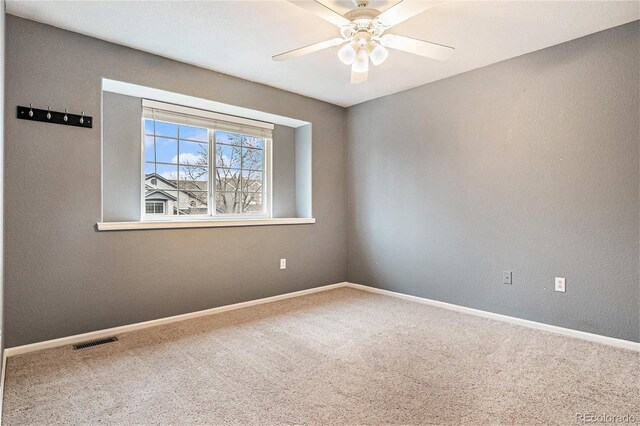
[96,217,316,231]
[140,102,273,222]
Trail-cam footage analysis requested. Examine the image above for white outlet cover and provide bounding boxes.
[555,277,566,292]
[280,259,286,270]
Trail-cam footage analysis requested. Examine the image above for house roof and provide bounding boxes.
[144,173,203,200]
[145,189,178,201]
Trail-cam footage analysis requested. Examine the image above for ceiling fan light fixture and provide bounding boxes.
[338,42,357,65]
[368,42,388,66]
[352,47,369,73]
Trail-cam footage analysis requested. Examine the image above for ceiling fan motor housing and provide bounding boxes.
[341,8,385,41]
[343,8,380,22]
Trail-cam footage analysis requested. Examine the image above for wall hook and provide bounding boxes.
[17,105,93,128]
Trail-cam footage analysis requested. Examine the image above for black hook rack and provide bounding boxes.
[17,105,92,129]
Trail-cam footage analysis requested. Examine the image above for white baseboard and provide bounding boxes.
[5,281,637,358]
[345,282,640,352]
[5,282,349,357]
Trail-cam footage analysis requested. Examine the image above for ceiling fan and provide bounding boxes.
[273,0,455,84]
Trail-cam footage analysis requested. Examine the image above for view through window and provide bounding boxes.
[143,104,270,219]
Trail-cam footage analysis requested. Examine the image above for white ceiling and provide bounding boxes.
[6,1,639,107]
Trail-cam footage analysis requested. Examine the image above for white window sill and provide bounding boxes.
[96,218,316,231]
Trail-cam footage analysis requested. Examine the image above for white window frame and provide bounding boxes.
[141,100,273,222]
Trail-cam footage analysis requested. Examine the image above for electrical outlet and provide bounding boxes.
[503,271,512,285]
[555,277,566,293]
[280,259,287,270]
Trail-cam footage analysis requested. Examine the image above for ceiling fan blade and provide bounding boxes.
[288,0,351,27]
[273,38,345,62]
[375,1,440,28]
[380,34,454,61]
[351,69,368,84]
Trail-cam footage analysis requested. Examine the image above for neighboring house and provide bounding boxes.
[144,173,207,216]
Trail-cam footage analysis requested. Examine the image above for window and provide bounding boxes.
[145,201,165,214]
[142,100,272,220]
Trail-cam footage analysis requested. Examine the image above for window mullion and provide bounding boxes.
[176,125,181,215]
[210,129,215,218]
[240,138,244,215]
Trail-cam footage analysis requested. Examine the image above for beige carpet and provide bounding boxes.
[2,287,638,425]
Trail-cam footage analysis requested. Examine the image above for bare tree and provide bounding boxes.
[147,132,264,215]
[214,133,263,214]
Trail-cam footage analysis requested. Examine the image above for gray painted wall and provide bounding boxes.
[0,3,5,363]
[272,125,297,218]
[295,125,313,218]
[347,22,640,342]
[102,92,298,221]
[5,16,346,347]
[102,92,142,222]
[4,16,638,347]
